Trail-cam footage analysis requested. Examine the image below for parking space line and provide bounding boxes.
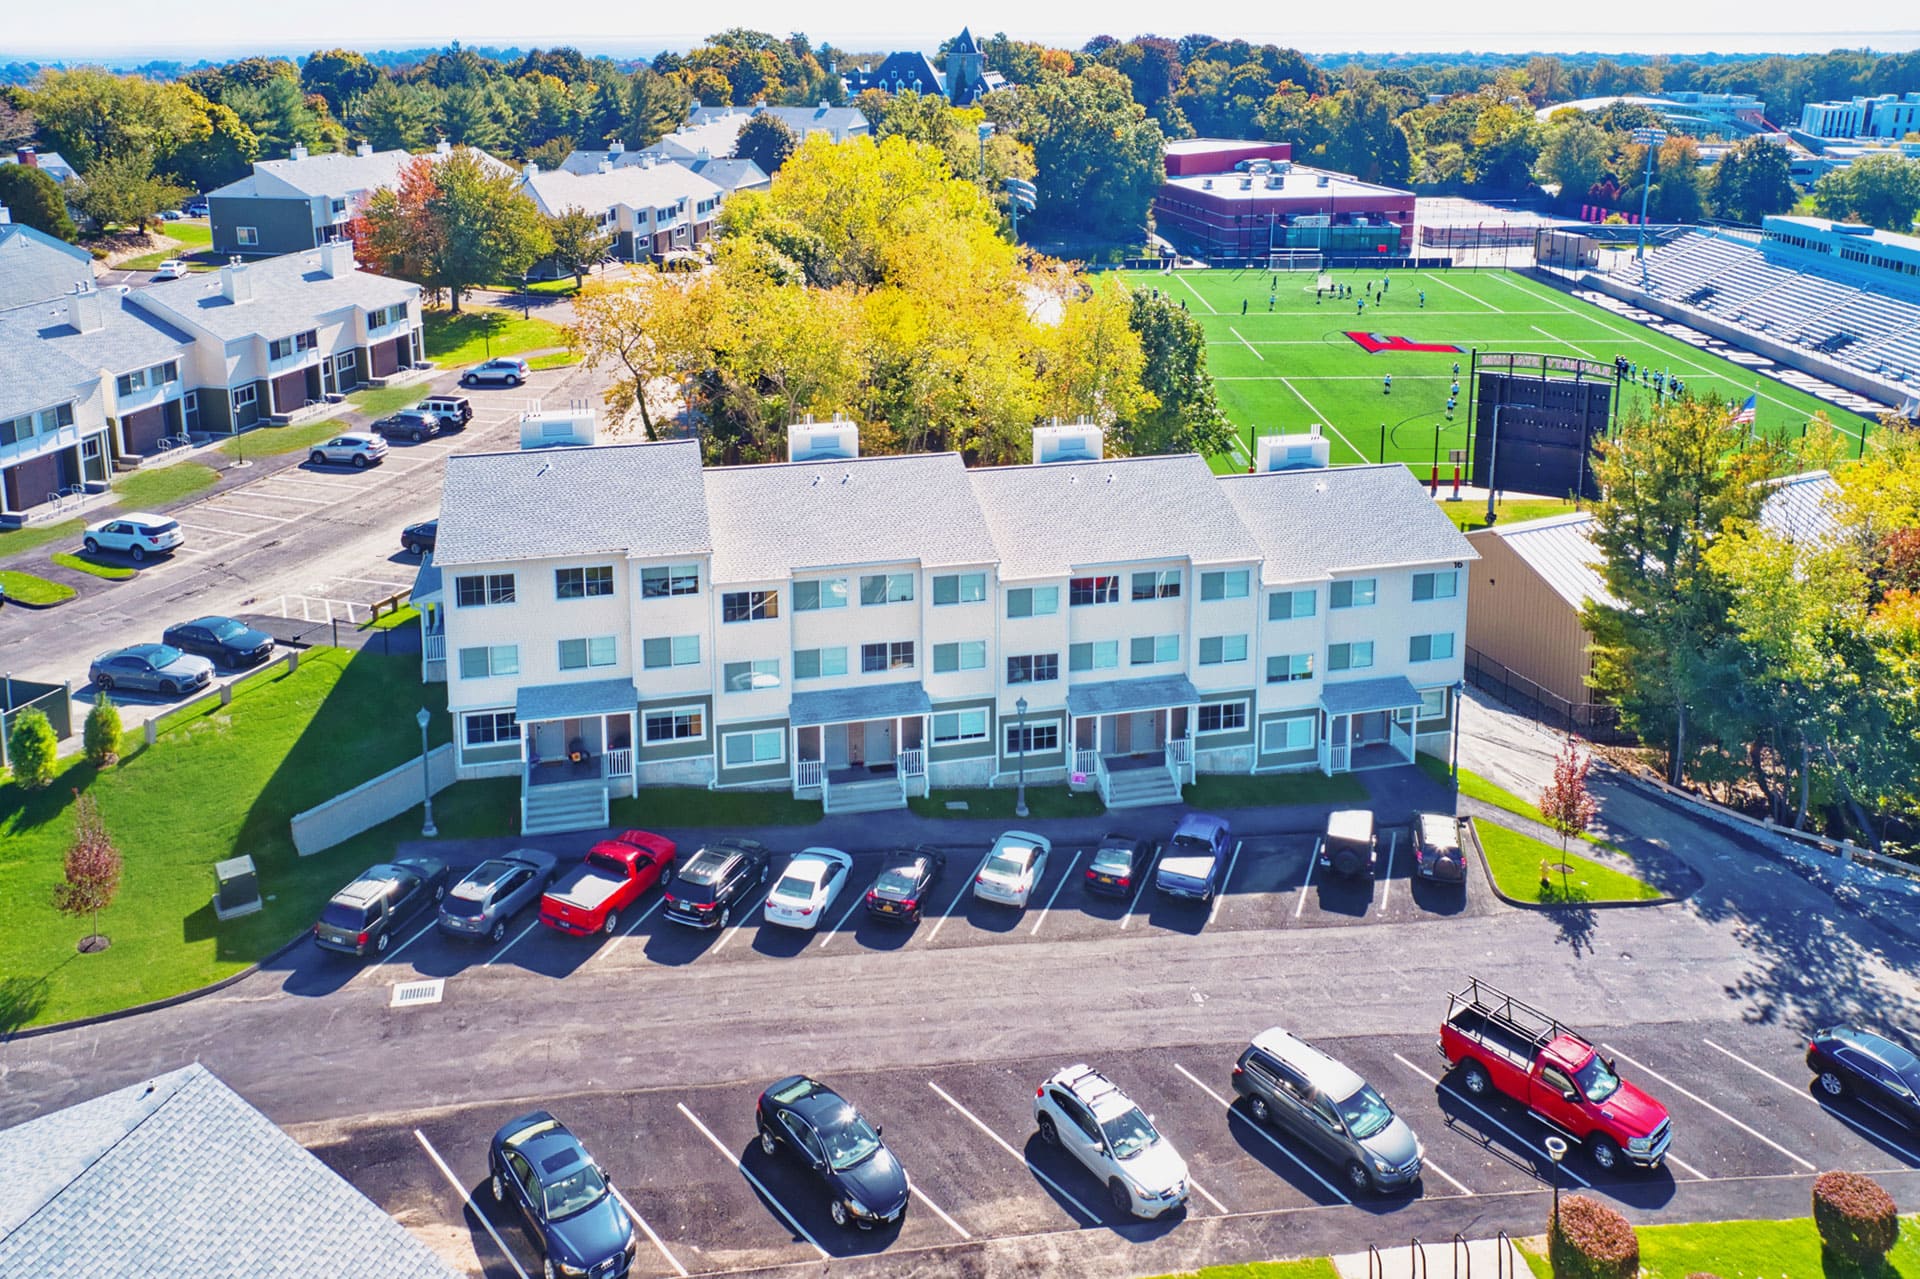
[675,1103,830,1260]
[712,886,772,953]
[926,1081,1102,1223]
[1390,1053,1592,1188]
[1170,1062,1353,1205]
[199,503,295,521]
[1119,845,1160,930]
[413,1129,530,1279]
[1379,831,1399,910]
[815,892,866,948]
[233,489,333,506]
[1704,1038,1920,1164]
[1030,850,1083,935]
[173,519,254,538]
[610,1185,690,1277]
[483,918,542,968]
[602,897,664,955]
[1188,1175,1230,1215]
[910,1184,972,1240]
[1601,1044,1816,1171]
[1207,841,1243,927]
[373,919,438,968]
[1294,838,1322,919]
[924,873,973,943]
[1418,1153,1476,1198]
[1666,1152,1710,1181]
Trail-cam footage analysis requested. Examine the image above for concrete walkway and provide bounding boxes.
[1333,1234,1525,1278]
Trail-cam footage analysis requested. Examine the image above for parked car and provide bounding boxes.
[89,643,214,696]
[1232,1026,1423,1195]
[972,830,1051,908]
[756,1075,910,1228]
[460,357,530,388]
[1808,1026,1920,1128]
[400,519,437,556]
[1440,976,1671,1172]
[312,856,451,957]
[489,1112,637,1277]
[764,848,853,930]
[83,512,183,562]
[371,409,441,442]
[158,209,183,221]
[864,846,946,922]
[184,199,209,217]
[1156,812,1231,903]
[540,830,676,937]
[161,616,272,669]
[439,849,560,943]
[417,395,472,428]
[308,432,389,468]
[1034,1064,1189,1218]
[153,258,190,279]
[1320,809,1378,880]
[663,838,770,929]
[1084,835,1148,899]
[1411,811,1468,885]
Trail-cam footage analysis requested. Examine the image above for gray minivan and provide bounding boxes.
[1231,1026,1423,1194]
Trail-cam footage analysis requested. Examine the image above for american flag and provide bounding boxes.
[1731,394,1757,426]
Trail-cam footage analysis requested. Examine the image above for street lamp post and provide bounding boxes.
[1630,127,1667,283]
[1014,696,1029,819]
[416,707,436,837]
[1545,1135,1569,1224]
[977,121,994,183]
[1483,404,1504,525]
[521,271,531,319]
[1449,679,1465,784]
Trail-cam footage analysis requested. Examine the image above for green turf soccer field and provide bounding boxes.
[1115,265,1878,477]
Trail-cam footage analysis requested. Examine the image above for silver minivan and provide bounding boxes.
[1231,1026,1423,1195]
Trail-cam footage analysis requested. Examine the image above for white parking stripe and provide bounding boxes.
[1171,1063,1352,1203]
[1601,1045,1816,1171]
[610,1185,690,1277]
[601,895,665,955]
[1188,1175,1230,1215]
[924,871,973,943]
[676,1103,830,1260]
[910,1183,972,1240]
[1666,1153,1710,1181]
[483,918,542,967]
[372,918,437,968]
[815,891,867,948]
[926,1081,1102,1223]
[1207,841,1243,927]
[1294,838,1322,918]
[1119,845,1161,930]
[172,519,254,538]
[197,506,292,525]
[1379,830,1399,910]
[712,885,772,952]
[1029,850,1083,935]
[1390,1053,1592,1188]
[1703,1038,1920,1164]
[1418,1153,1476,1198]
[413,1129,530,1279]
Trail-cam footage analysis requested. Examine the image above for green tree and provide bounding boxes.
[1118,286,1234,459]
[221,73,326,160]
[82,693,122,768]
[1707,137,1798,224]
[0,162,77,240]
[623,67,689,149]
[24,68,205,171]
[1536,117,1612,208]
[1813,153,1920,232]
[1011,64,1165,238]
[6,706,58,790]
[166,97,259,194]
[351,79,440,151]
[438,81,509,151]
[735,112,796,175]
[70,149,187,230]
[301,48,380,114]
[545,205,614,286]
[354,149,552,312]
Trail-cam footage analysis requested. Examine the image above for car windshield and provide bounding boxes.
[208,619,246,639]
[1100,1107,1160,1160]
[823,1110,883,1171]
[543,1164,609,1219]
[774,874,815,900]
[985,853,1028,877]
[1171,834,1214,853]
[586,851,629,877]
[1091,847,1134,874]
[150,645,184,666]
[1334,1084,1395,1140]
[441,894,486,918]
[875,867,920,895]
[1575,1055,1622,1104]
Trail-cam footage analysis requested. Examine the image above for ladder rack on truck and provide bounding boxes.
[1444,977,1589,1060]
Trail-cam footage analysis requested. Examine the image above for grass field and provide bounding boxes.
[1117,266,1876,479]
[1521,1214,1920,1277]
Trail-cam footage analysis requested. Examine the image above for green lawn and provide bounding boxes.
[908,786,1106,821]
[1183,771,1368,809]
[0,569,77,605]
[528,352,578,371]
[1475,818,1663,904]
[119,222,214,271]
[1419,754,1559,829]
[347,384,430,419]
[362,604,419,631]
[50,551,134,581]
[0,518,83,561]
[111,461,220,507]
[1144,1261,1340,1279]
[218,420,348,459]
[610,787,822,829]
[1521,1214,1920,1278]
[423,309,570,366]
[1442,498,1579,532]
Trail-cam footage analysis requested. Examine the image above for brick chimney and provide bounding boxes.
[15,146,35,167]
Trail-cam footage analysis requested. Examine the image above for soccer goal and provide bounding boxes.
[1267,249,1324,273]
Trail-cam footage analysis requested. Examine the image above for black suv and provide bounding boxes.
[1808,1026,1920,1128]
[313,856,451,957]
[372,409,441,442]
[663,838,769,928]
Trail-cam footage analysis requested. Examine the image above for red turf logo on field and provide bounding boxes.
[1345,332,1465,355]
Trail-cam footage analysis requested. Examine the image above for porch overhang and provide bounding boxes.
[790,681,931,728]
[410,554,442,607]
[515,677,639,723]
[1066,674,1202,718]
[1319,675,1422,718]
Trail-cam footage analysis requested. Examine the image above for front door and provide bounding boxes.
[867,719,894,764]
[825,724,849,769]
[846,722,865,767]
[1128,711,1160,755]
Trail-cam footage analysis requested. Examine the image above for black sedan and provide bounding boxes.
[489,1111,636,1277]
[162,615,274,669]
[1084,834,1149,898]
[863,845,945,922]
[1808,1026,1920,1128]
[756,1076,909,1229]
[401,519,437,556]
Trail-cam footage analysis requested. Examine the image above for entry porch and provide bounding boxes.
[515,678,638,834]
[1067,675,1199,809]
[1319,676,1422,774]
[789,682,929,814]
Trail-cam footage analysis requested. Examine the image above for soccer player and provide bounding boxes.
[1419,290,1426,307]
[1357,298,1365,315]
[1242,299,1248,315]
[1383,374,1392,395]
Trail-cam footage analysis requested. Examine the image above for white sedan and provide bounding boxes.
[153,259,191,279]
[763,848,853,930]
[972,831,1052,908]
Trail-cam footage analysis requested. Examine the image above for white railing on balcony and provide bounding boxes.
[1167,736,1193,785]
[795,758,824,795]
[423,633,446,661]
[605,747,632,778]
[1073,748,1098,782]
[1330,742,1351,773]
[897,748,926,799]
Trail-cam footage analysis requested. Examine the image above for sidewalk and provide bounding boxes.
[1334,1235,1524,1278]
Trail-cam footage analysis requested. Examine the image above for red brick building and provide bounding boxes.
[1154,139,1415,258]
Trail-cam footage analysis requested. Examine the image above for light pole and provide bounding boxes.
[521,270,531,319]
[1545,1135,1569,1224]
[1483,404,1504,525]
[977,121,994,183]
[1449,679,1465,783]
[1631,127,1667,282]
[1014,695,1029,819]
[416,707,436,837]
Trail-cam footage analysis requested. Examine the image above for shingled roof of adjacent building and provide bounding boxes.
[129,249,416,342]
[0,220,95,309]
[1220,463,1476,583]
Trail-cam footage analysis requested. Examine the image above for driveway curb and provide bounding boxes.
[1463,816,1690,912]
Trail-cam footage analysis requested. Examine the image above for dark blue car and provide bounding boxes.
[1154,812,1233,903]
[489,1111,636,1278]
[756,1075,910,1229]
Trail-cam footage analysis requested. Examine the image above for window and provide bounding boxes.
[1006,653,1059,684]
[641,635,700,668]
[115,362,178,396]
[268,330,317,361]
[1267,653,1313,683]
[1069,640,1120,672]
[1069,576,1119,606]
[1199,634,1248,665]
[859,573,914,605]
[1198,701,1248,734]
[792,578,848,611]
[1131,569,1181,600]
[1330,578,1378,609]
[1419,687,1450,720]
[793,647,848,680]
[237,226,259,246]
[555,565,615,599]
[1005,721,1060,755]
[1412,570,1459,601]
[933,640,987,673]
[643,707,705,743]
[455,573,516,608]
[1200,569,1251,601]
[641,563,700,598]
[932,708,989,744]
[860,641,915,672]
[333,350,356,373]
[1410,632,1456,662]
[1130,634,1180,666]
[368,303,407,329]
[933,573,987,605]
[1328,641,1375,672]
[1005,585,1060,618]
[558,636,617,670]
[1261,715,1315,754]
[457,645,519,678]
[0,403,75,445]
[464,711,519,746]
[723,658,781,691]
[722,590,779,622]
[231,384,257,409]
[722,729,784,767]
[1268,589,1317,621]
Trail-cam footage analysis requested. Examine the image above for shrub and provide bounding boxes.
[6,706,58,789]
[83,693,122,767]
[1548,1194,1640,1279]
[1813,1170,1898,1268]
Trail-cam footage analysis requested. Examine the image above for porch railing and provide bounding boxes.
[1073,748,1098,781]
[423,633,445,662]
[1329,742,1351,773]
[1167,735,1194,786]
[605,747,632,778]
[1388,718,1413,763]
[897,748,926,799]
[795,758,823,796]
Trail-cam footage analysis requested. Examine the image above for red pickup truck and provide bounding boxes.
[539,830,677,937]
[1439,977,1672,1173]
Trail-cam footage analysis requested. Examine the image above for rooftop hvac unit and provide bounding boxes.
[1274,160,1293,174]
[1203,177,1214,189]
[1316,174,1330,188]
[519,400,597,450]
[1254,425,1331,473]
[1032,419,1104,464]
[787,414,861,462]
[1240,176,1254,189]
[1267,175,1283,188]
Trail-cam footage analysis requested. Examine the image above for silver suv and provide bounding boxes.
[1033,1065,1188,1218]
[1231,1027,1423,1195]
[308,432,389,468]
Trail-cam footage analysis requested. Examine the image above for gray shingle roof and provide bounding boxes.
[1471,511,1618,610]
[1758,469,1839,542]
[1320,674,1424,717]
[790,680,931,727]
[682,156,771,193]
[130,250,416,342]
[1066,673,1202,717]
[0,222,95,310]
[755,104,871,137]
[1,287,193,378]
[0,318,94,421]
[518,677,640,722]
[1219,464,1477,584]
[520,164,722,218]
[0,1063,459,1278]
[251,148,420,199]
[434,440,711,567]
[969,454,1261,580]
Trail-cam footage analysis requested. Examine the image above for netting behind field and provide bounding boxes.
[1267,250,1324,273]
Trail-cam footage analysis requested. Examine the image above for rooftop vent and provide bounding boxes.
[787,414,860,463]
[1032,418,1104,464]
[1254,425,1331,473]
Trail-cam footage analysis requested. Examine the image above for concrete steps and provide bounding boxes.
[1103,765,1182,809]
[825,778,906,815]
[523,783,609,835]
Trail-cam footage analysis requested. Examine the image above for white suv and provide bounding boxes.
[1033,1065,1188,1218]
[308,432,389,469]
[83,513,184,562]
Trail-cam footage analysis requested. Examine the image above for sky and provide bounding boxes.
[5,0,1917,58]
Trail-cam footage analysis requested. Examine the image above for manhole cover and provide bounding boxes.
[390,978,445,1008]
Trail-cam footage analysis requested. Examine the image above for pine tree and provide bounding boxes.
[83,693,122,768]
[6,706,58,790]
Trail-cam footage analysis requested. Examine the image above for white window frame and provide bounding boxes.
[236,226,259,246]
[558,635,617,670]
[641,635,701,668]
[1069,640,1120,672]
[1328,640,1375,672]
[463,709,520,746]
[722,728,785,767]
[641,563,701,598]
[1197,699,1249,734]
[1413,570,1459,602]
[932,708,989,744]
[1418,687,1450,720]
[1200,568,1251,601]
[1004,720,1061,756]
[642,705,706,743]
[1130,569,1182,601]
[1266,653,1313,683]
[859,572,915,605]
[792,577,848,611]
[722,657,782,691]
[1199,634,1248,665]
[1330,578,1378,609]
[1268,588,1317,621]
[231,383,257,409]
[933,640,988,673]
[1006,585,1060,618]
[457,644,519,679]
[1261,714,1315,754]
[933,572,987,605]
[1130,634,1179,666]
[793,647,849,680]
[1410,632,1456,663]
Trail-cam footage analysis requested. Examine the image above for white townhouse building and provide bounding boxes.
[432,438,1475,834]
[517,160,725,264]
